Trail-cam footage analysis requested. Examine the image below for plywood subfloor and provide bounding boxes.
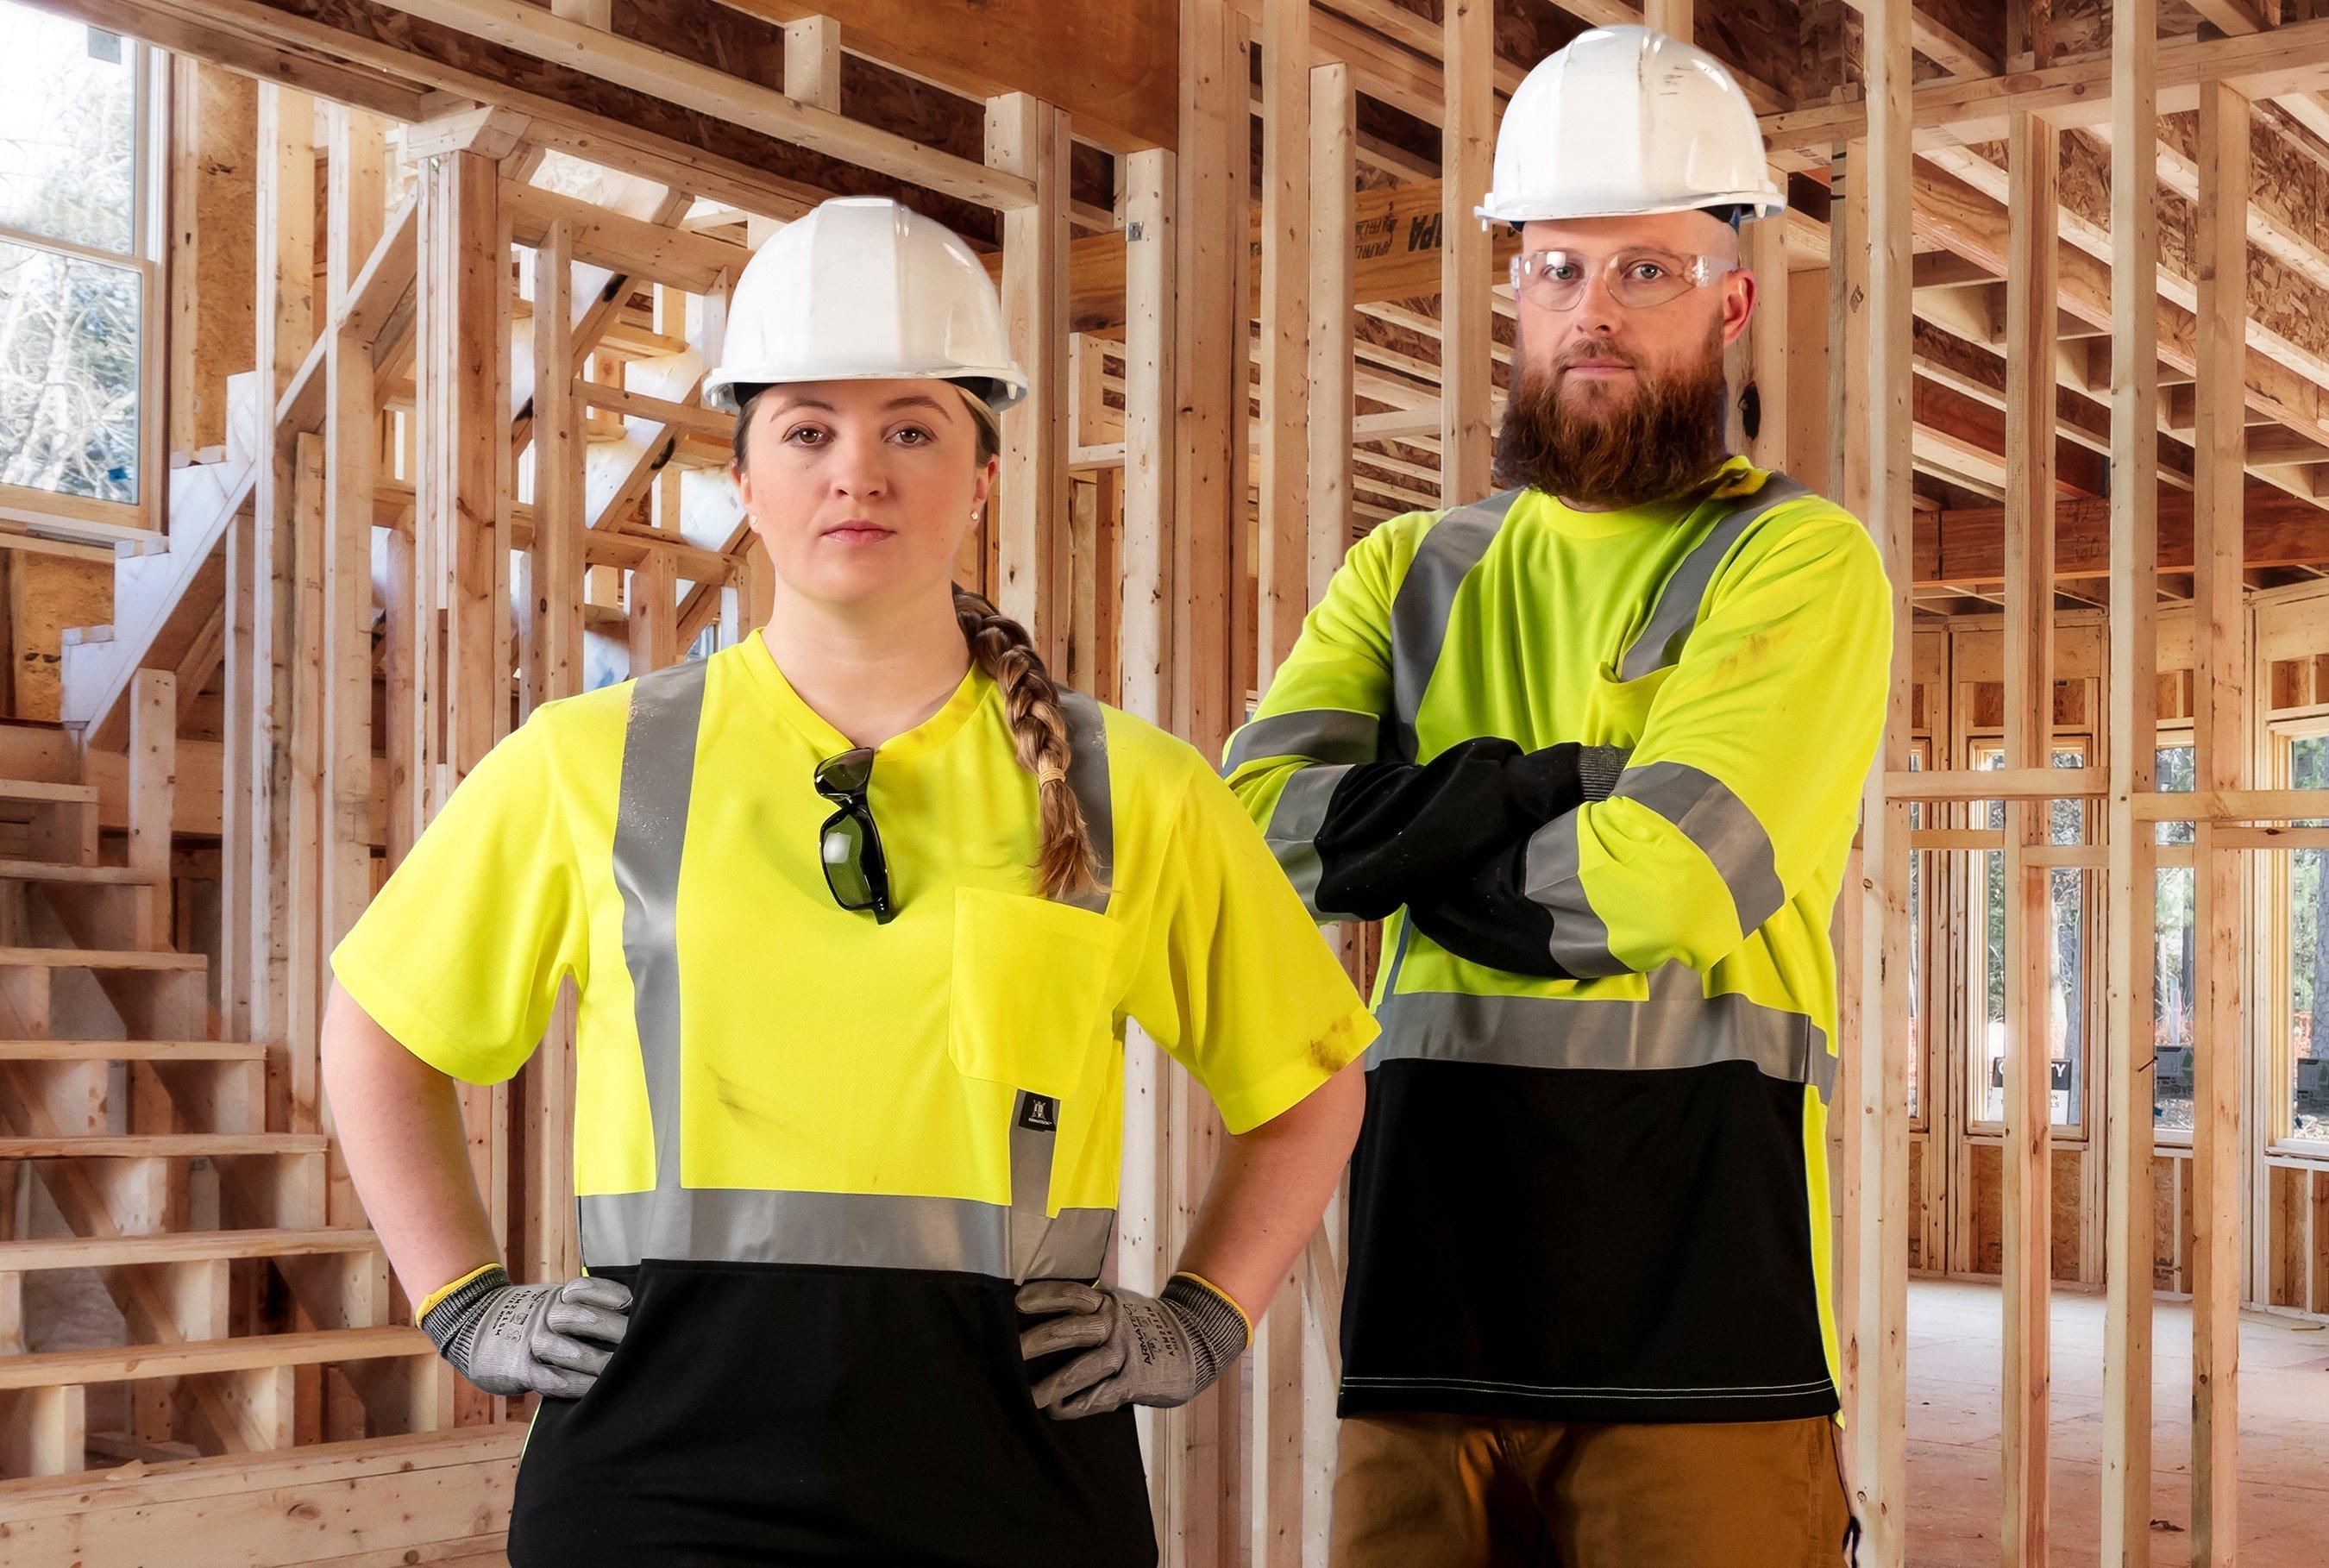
[1908,1276,2329,1565]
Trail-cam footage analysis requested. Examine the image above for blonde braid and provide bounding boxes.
[951,585,1103,900]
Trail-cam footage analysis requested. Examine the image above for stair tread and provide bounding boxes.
[0,781,97,806]
[0,1132,329,1157]
[0,1227,380,1271]
[0,946,205,970]
[0,1325,431,1389]
[0,860,160,884]
[0,1038,263,1061]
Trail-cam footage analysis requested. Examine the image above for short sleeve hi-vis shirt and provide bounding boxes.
[330,630,1375,1565]
[1224,458,1892,1431]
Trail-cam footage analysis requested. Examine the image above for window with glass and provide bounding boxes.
[1969,740,2089,1128]
[0,3,154,521]
[2153,741,2197,1137]
[2280,729,2329,1146]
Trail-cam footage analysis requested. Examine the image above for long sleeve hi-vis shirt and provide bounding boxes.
[1224,457,1892,1425]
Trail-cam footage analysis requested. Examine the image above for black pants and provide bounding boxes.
[508,1258,1157,1565]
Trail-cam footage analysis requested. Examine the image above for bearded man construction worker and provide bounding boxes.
[1225,28,1887,1566]
[323,196,1378,1565]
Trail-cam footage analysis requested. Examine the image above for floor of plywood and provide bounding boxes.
[1907,1277,2329,1565]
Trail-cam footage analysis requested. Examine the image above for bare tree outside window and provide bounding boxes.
[0,3,143,507]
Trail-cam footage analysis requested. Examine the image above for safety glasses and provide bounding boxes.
[813,747,895,925]
[1510,248,1737,312]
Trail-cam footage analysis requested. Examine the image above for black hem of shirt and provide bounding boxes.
[1335,1380,1842,1427]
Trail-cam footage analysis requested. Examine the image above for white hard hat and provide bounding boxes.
[1475,26,1785,228]
[703,196,1028,417]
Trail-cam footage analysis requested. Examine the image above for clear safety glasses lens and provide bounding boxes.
[1509,249,1735,311]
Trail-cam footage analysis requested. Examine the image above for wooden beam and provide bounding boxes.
[1852,3,1915,1565]
[2188,73,2250,1568]
[1438,0,1493,501]
[1918,485,2329,583]
[374,0,1038,207]
[1998,97,2057,1568]
[1761,17,2329,159]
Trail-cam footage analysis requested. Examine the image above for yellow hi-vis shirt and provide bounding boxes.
[330,629,1375,1564]
[1224,456,1892,1427]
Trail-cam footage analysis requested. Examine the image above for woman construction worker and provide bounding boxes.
[318,195,1376,1565]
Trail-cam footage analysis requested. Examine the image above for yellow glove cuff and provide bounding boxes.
[1168,1270,1254,1347]
[415,1260,502,1322]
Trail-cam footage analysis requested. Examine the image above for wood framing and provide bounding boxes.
[1437,0,1492,502]
[2100,4,2163,1564]
[1998,99,2059,1567]
[16,1,2329,1559]
[1850,3,1915,1563]
[2188,75,2252,1568]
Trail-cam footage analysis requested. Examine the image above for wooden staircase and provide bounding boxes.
[0,746,443,1484]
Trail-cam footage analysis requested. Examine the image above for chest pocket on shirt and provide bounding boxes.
[1584,660,1673,750]
[948,886,1127,1100]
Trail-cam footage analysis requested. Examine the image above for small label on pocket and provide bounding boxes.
[1016,1093,1060,1132]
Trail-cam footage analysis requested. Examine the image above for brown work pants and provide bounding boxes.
[1328,1411,1857,1568]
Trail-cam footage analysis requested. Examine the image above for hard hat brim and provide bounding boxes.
[703,364,1031,417]
[1474,189,1788,225]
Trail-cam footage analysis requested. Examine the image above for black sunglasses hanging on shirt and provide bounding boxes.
[813,747,895,924]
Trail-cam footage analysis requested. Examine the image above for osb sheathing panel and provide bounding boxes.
[7,554,114,723]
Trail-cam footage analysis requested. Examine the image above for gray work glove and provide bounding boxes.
[417,1264,631,1400]
[1015,1274,1251,1420]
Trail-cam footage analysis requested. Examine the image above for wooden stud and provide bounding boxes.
[2100,3,2162,1559]
[413,147,513,812]
[1171,0,1240,756]
[985,93,1073,669]
[249,84,316,1140]
[1853,3,1915,1565]
[625,549,680,676]
[1254,0,1309,692]
[2189,75,2251,1568]
[127,669,177,953]
[1744,197,1789,474]
[1999,101,2060,1568]
[528,223,586,711]
[1119,148,1173,730]
[1644,0,1693,41]
[1439,0,1494,501]
[1307,62,1355,612]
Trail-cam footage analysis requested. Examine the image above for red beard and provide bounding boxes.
[1491,327,1733,508]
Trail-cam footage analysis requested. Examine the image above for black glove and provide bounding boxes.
[1403,745,1630,977]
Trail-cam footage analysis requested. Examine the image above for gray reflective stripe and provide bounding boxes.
[594,654,1117,1283]
[1365,970,1836,1100]
[578,1187,1114,1278]
[1057,688,1114,916]
[612,656,709,1204]
[1616,762,1786,935]
[1520,814,1629,978]
[1388,490,1524,748]
[1615,473,1810,681]
[1221,707,1381,775]
[1265,762,1353,920]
